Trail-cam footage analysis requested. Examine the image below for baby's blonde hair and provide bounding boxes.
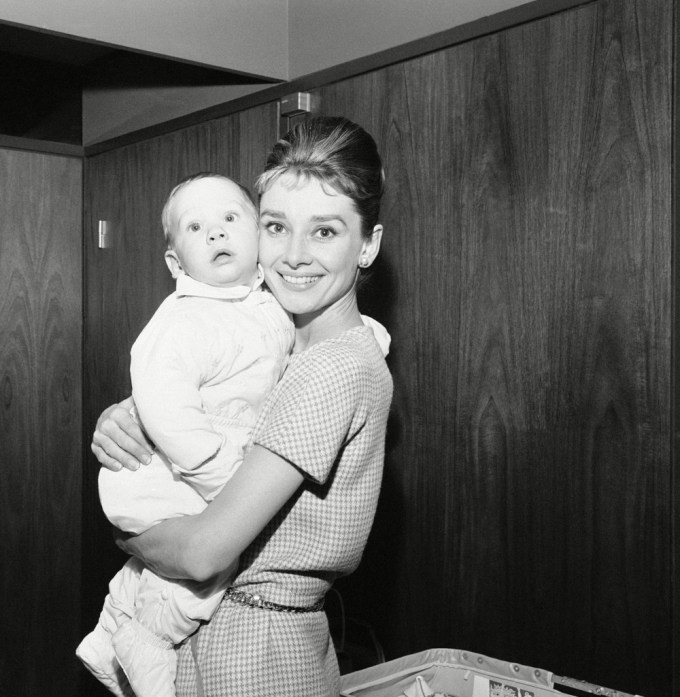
[162,172,257,247]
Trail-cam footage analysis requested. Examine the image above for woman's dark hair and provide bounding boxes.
[255,116,384,239]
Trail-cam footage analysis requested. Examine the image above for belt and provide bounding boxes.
[225,587,324,613]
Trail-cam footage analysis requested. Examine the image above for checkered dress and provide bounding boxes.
[175,325,393,696]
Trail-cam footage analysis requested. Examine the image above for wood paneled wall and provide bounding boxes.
[82,0,673,695]
[0,149,82,695]
[81,105,277,695]
[321,0,672,694]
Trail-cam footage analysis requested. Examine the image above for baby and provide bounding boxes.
[76,173,294,697]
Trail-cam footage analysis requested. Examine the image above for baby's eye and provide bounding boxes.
[189,223,201,233]
[225,214,235,223]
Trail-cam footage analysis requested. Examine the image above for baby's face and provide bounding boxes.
[165,177,259,288]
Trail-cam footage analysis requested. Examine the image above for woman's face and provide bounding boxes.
[258,174,379,317]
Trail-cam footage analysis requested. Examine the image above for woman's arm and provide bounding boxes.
[91,396,154,471]
[117,444,304,581]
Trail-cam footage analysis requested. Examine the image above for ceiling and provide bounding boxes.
[0,22,271,145]
[0,22,113,65]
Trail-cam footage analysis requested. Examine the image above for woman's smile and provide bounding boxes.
[280,273,322,287]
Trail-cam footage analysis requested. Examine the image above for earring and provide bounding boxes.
[359,255,369,268]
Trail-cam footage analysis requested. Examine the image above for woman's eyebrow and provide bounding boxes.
[258,210,347,228]
[259,208,286,218]
[309,214,347,226]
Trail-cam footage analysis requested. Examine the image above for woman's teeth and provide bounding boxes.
[282,274,320,286]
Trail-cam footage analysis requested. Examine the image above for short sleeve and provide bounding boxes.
[254,350,363,484]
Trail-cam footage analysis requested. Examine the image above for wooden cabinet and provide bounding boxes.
[0,148,82,696]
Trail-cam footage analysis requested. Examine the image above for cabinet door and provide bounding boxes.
[81,105,277,695]
[83,124,214,668]
[0,149,82,697]
[211,101,278,192]
[320,0,672,695]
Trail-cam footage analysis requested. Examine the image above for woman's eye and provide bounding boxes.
[265,222,285,234]
[315,227,335,239]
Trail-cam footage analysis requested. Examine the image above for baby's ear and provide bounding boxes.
[164,250,183,279]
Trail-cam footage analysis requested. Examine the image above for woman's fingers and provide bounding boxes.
[92,401,153,470]
[91,437,145,471]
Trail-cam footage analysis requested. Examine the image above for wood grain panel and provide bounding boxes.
[0,149,82,696]
[320,1,672,695]
[210,102,278,194]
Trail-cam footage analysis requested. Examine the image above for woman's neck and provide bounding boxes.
[293,291,362,352]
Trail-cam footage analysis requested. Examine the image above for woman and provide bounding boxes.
[91,116,393,696]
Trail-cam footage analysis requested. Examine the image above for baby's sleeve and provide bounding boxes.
[130,311,228,475]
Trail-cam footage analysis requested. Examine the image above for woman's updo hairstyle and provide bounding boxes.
[255,116,384,239]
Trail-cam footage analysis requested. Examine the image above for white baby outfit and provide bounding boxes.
[77,270,294,697]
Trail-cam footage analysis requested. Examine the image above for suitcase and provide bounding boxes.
[339,647,643,697]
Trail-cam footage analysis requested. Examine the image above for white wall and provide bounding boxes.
[0,0,288,79]
[287,0,536,78]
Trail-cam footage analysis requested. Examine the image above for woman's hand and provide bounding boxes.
[91,396,154,471]
[113,520,187,579]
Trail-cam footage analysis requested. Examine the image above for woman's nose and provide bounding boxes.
[283,234,311,266]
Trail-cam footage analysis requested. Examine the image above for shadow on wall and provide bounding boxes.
[330,250,405,674]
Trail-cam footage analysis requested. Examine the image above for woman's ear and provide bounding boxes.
[359,224,383,268]
[164,250,183,279]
